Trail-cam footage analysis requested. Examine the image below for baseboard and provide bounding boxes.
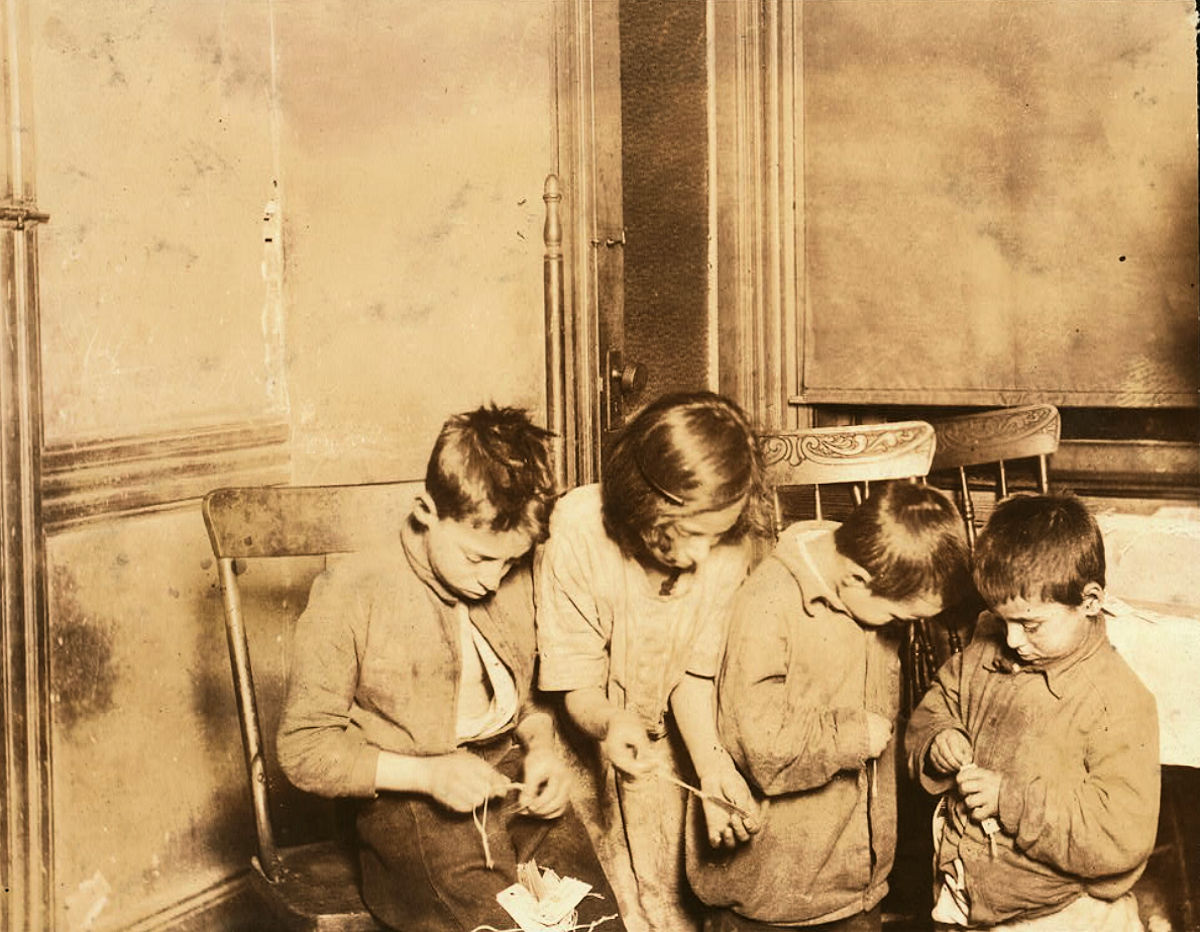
[124,871,278,932]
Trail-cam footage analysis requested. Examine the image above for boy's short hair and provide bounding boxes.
[424,404,557,539]
[973,492,1105,607]
[834,482,970,606]
[601,391,771,557]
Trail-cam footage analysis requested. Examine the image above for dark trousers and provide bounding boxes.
[357,740,625,931]
[705,904,883,932]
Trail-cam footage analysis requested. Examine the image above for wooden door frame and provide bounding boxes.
[710,0,804,432]
[552,0,807,475]
[549,0,624,489]
[0,0,52,928]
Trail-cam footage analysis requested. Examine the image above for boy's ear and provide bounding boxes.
[1081,581,1104,614]
[839,563,873,593]
[411,491,440,530]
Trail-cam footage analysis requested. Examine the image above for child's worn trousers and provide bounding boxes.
[356,737,625,932]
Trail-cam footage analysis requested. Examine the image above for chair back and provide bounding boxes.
[202,481,421,931]
[929,404,1060,548]
[760,420,937,535]
[760,421,942,713]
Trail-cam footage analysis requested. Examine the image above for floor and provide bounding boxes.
[226,769,1200,932]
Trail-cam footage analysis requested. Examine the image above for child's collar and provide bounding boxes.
[985,614,1108,698]
[783,524,853,619]
[399,516,458,605]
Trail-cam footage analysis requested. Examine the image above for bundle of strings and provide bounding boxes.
[472,781,526,870]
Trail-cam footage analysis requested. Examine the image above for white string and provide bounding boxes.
[469,913,619,932]
[472,782,527,871]
[472,794,495,869]
[654,770,751,818]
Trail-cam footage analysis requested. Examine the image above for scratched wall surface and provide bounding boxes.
[277,0,554,483]
[47,514,324,931]
[28,0,556,928]
[33,1,286,442]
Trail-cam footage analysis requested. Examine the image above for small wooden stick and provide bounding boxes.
[656,771,752,819]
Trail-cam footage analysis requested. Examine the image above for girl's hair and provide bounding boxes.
[425,404,557,539]
[973,492,1105,608]
[601,391,770,557]
[834,482,971,606]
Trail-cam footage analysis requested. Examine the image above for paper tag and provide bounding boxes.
[532,876,592,925]
[497,883,572,932]
[496,868,594,931]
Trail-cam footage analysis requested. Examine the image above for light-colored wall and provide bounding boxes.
[35,2,285,442]
[277,1,553,483]
[30,1,554,927]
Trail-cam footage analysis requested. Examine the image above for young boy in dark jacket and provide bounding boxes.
[688,483,970,931]
[277,405,623,932]
[906,493,1159,931]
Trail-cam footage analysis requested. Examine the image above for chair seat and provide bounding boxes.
[247,841,382,932]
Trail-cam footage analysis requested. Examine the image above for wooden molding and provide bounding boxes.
[712,0,803,431]
[552,0,618,487]
[42,418,291,531]
[792,387,1200,408]
[1,226,53,931]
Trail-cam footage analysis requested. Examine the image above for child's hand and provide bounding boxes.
[422,750,510,813]
[956,763,1002,823]
[865,711,894,759]
[929,729,974,775]
[699,754,762,849]
[519,746,573,819]
[603,709,653,780]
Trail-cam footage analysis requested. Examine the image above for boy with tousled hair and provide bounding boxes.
[277,404,624,932]
[688,482,971,932]
[906,493,1158,931]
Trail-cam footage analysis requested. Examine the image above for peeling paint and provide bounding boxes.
[64,870,111,932]
[261,195,288,409]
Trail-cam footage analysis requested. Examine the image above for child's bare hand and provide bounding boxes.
[519,747,572,819]
[423,751,510,813]
[699,755,762,849]
[929,729,974,775]
[956,763,1002,823]
[865,712,894,759]
[603,709,653,780]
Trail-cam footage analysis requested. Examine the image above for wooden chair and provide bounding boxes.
[758,420,940,707]
[928,403,1061,550]
[760,420,938,534]
[760,421,941,930]
[202,482,423,932]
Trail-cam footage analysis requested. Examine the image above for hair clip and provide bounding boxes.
[634,450,685,505]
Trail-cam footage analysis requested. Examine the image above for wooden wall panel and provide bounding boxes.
[797,0,1198,408]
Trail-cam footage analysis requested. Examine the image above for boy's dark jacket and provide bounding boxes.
[688,522,901,925]
[276,517,537,798]
[905,612,1159,926]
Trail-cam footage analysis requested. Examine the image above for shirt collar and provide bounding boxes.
[781,524,853,620]
[984,613,1109,699]
[400,518,458,605]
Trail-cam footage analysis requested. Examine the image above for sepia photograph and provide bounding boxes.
[0,1,1196,930]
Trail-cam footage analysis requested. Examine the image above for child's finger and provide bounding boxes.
[524,784,570,819]
[729,816,753,844]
